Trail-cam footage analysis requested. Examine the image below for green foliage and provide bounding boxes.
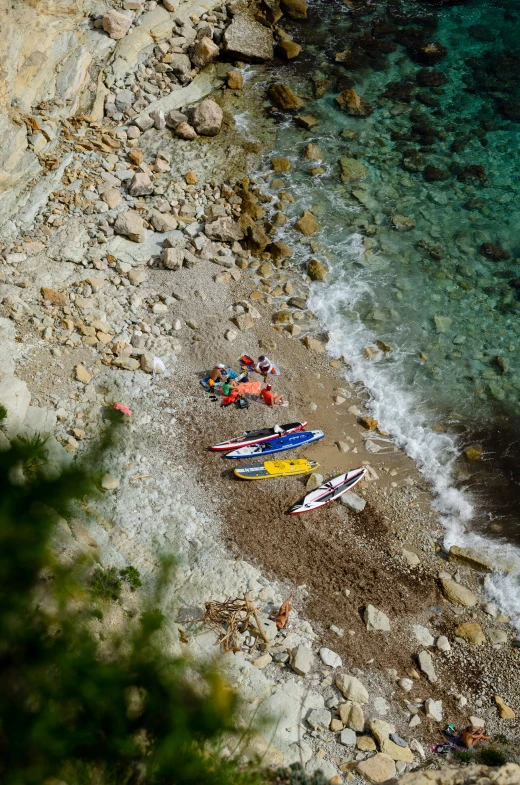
[16,431,49,478]
[91,565,122,601]
[477,747,508,767]
[453,750,474,764]
[0,404,7,425]
[120,565,142,591]
[494,733,509,745]
[0,432,261,785]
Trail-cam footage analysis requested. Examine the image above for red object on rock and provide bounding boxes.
[114,402,132,417]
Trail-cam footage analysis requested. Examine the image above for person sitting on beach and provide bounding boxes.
[261,384,285,408]
[209,364,227,386]
[256,355,274,380]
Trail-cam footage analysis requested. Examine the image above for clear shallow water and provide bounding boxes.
[254,0,520,625]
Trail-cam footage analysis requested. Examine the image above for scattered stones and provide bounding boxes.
[161,247,183,271]
[129,172,153,197]
[319,647,342,668]
[357,753,396,784]
[175,122,198,140]
[364,605,391,632]
[75,364,91,384]
[291,644,314,676]
[398,678,413,692]
[277,40,302,59]
[448,545,495,573]
[340,492,366,513]
[303,336,326,353]
[455,622,486,646]
[185,170,198,185]
[306,472,323,491]
[402,549,420,567]
[41,287,67,306]
[191,36,219,69]
[357,736,377,752]
[440,578,477,607]
[418,650,437,683]
[494,695,516,719]
[336,674,369,704]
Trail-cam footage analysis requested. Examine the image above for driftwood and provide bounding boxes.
[275,594,293,629]
[201,593,269,652]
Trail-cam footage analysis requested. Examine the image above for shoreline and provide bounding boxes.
[0,0,519,778]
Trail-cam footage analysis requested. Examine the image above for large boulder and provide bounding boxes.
[357,754,396,784]
[307,259,328,281]
[440,578,477,607]
[280,0,308,19]
[269,83,305,110]
[102,10,132,39]
[192,99,223,136]
[294,210,319,236]
[340,157,368,182]
[223,15,274,62]
[114,210,147,243]
[191,36,220,69]
[336,88,372,116]
[205,217,244,242]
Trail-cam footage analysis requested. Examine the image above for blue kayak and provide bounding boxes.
[225,430,324,459]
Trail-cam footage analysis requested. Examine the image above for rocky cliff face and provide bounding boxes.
[0,0,110,230]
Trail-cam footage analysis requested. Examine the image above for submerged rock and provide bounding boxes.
[281,0,308,19]
[335,88,372,116]
[269,83,305,110]
[307,259,328,280]
[294,210,319,236]
[340,157,368,182]
[480,242,510,261]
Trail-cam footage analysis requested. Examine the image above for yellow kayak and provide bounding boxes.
[234,459,319,480]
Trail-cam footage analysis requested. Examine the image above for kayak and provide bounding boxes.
[225,430,324,459]
[288,468,367,514]
[210,422,307,452]
[234,459,319,480]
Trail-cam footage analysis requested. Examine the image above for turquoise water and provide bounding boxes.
[250,0,520,623]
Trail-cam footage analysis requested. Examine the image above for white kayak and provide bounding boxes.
[288,467,367,514]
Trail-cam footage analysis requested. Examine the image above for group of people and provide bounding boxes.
[207,355,286,408]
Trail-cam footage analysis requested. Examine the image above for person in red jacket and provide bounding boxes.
[261,384,285,408]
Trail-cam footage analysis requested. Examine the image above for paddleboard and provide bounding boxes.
[234,459,319,480]
[210,422,307,452]
[225,430,324,459]
[288,468,367,514]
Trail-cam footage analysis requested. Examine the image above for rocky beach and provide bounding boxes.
[0,0,519,782]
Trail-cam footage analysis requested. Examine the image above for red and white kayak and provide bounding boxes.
[210,422,307,452]
[288,467,367,514]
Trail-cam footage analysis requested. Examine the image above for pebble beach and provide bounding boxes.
[0,0,519,780]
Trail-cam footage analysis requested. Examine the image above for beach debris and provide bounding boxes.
[201,594,270,652]
[275,594,293,629]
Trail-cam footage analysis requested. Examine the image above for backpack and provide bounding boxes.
[236,397,250,409]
